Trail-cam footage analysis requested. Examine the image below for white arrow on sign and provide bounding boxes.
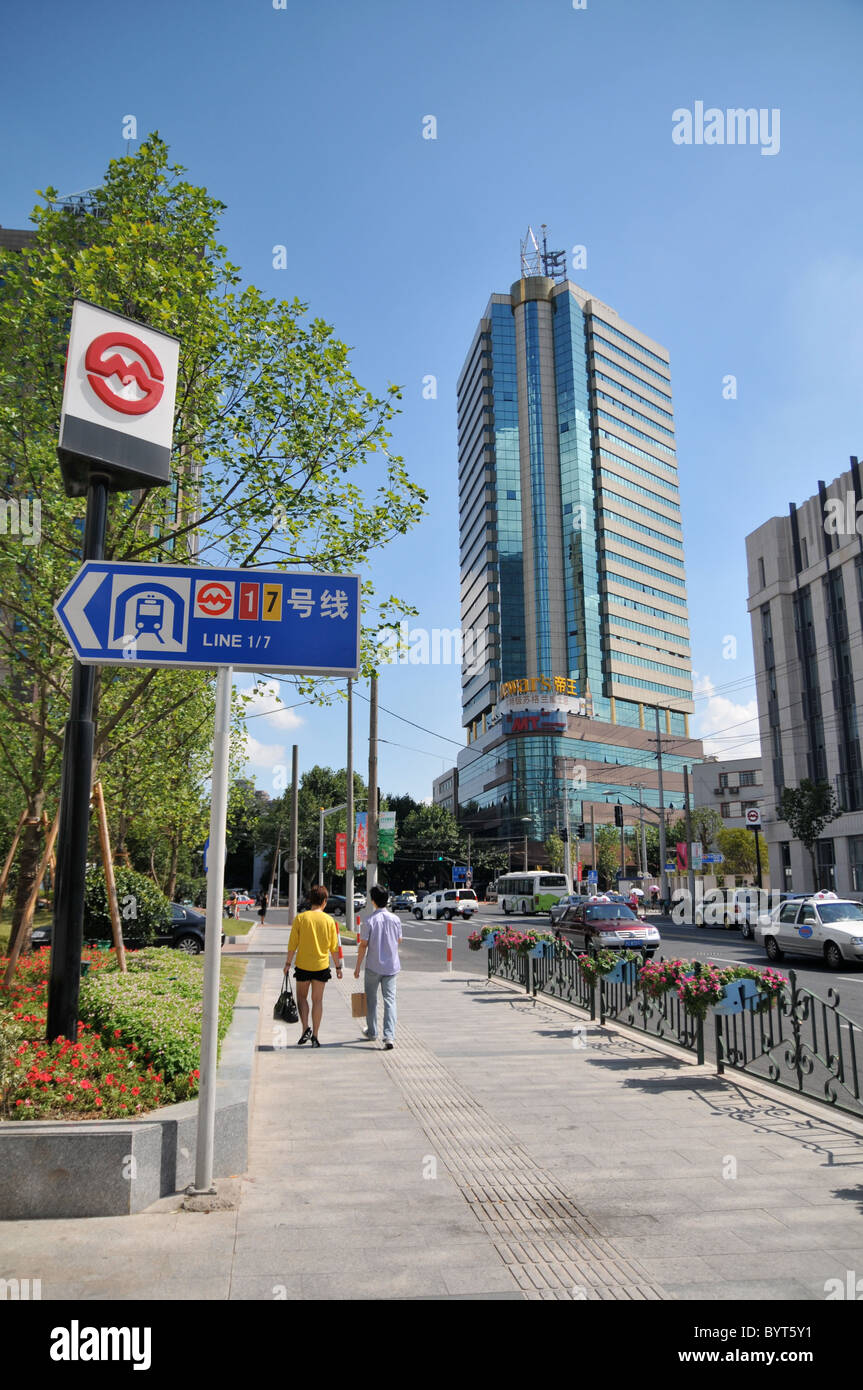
[62,567,106,649]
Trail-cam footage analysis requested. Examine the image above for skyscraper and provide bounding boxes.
[457,231,702,857]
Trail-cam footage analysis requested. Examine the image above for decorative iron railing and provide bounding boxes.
[714,970,863,1118]
[487,946,863,1119]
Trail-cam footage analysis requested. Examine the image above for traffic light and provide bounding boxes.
[437,855,443,861]
[577,822,586,839]
[614,803,624,828]
[560,827,568,843]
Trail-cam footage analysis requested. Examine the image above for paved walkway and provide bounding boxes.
[5,925,863,1299]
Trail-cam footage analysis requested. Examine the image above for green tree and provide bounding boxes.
[545,830,565,873]
[716,828,757,879]
[595,826,620,890]
[0,135,425,945]
[778,779,841,886]
[691,807,724,853]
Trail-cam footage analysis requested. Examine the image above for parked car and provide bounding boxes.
[549,894,584,927]
[755,893,863,969]
[555,901,661,958]
[415,889,477,921]
[29,904,225,955]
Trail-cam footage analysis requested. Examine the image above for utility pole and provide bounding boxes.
[683,764,696,921]
[590,804,596,872]
[655,706,669,909]
[563,787,572,886]
[318,806,325,884]
[288,744,299,922]
[367,673,378,891]
[346,677,354,928]
[618,803,626,882]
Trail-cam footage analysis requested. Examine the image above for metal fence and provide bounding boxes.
[487,946,863,1120]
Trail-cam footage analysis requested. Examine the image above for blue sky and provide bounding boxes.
[3,0,862,800]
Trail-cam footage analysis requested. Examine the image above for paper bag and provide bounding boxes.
[351,991,367,1018]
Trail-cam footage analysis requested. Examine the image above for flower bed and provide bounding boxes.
[577,949,642,989]
[0,947,240,1121]
[491,927,556,956]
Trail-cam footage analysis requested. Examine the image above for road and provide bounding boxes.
[250,903,863,1030]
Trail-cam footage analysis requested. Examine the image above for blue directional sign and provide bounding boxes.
[54,561,361,675]
[586,869,598,884]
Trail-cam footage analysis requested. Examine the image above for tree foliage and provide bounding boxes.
[0,135,426,936]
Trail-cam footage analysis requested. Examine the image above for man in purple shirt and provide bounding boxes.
[354,884,402,1049]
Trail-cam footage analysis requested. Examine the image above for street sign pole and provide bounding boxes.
[47,475,109,1042]
[192,665,233,1194]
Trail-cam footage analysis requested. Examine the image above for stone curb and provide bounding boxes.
[0,957,264,1220]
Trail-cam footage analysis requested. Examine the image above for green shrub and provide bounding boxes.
[83,866,171,947]
[78,948,238,1100]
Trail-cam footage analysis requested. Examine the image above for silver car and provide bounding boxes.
[549,893,583,927]
[756,894,863,969]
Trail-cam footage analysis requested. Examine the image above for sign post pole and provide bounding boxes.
[47,476,109,1042]
[192,664,233,1194]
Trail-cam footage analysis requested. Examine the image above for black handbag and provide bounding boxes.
[274,975,299,1024]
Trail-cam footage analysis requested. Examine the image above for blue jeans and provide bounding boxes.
[365,969,398,1042]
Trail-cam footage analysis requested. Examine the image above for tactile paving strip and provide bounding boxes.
[335,978,669,1301]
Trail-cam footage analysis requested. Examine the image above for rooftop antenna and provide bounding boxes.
[539,223,567,282]
[520,224,566,281]
[520,226,541,277]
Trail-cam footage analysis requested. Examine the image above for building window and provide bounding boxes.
[850,838,863,893]
[758,557,766,588]
[720,802,730,818]
[739,771,756,786]
[815,839,836,891]
[800,536,808,569]
[719,773,728,788]
[780,842,792,889]
[506,490,516,500]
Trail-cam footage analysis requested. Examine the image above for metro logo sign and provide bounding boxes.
[58,300,179,497]
[84,332,165,416]
[194,581,235,619]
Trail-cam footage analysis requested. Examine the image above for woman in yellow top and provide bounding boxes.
[285,884,342,1047]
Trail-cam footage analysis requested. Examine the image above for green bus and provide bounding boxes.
[498,872,570,915]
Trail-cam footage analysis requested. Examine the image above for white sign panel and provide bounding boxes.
[58,300,180,496]
[745,807,762,827]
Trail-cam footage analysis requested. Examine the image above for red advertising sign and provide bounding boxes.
[335,832,346,872]
[676,841,688,872]
[575,861,583,882]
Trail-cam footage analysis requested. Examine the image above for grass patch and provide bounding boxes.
[224,915,255,935]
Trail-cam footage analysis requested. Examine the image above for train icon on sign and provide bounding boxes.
[134,592,167,642]
[108,575,191,655]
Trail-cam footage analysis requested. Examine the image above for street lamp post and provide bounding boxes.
[521,816,531,872]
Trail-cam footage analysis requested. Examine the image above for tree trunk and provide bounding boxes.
[165,830,180,903]
[7,792,45,957]
[809,847,818,890]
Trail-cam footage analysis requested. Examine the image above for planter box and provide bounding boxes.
[529,942,555,959]
[714,977,761,1016]
[602,958,638,986]
[0,958,263,1220]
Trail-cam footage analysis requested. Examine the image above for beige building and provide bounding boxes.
[746,457,863,895]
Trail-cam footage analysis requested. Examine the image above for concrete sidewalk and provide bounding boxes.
[4,926,863,1300]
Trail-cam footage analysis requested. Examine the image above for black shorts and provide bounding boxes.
[294,967,332,983]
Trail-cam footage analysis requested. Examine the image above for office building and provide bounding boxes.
[456,230,702,852]
[691,756,764,829]
[747,457,863,895]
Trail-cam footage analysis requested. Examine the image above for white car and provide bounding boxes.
[756,893,863,969]
[415,889,477,921]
